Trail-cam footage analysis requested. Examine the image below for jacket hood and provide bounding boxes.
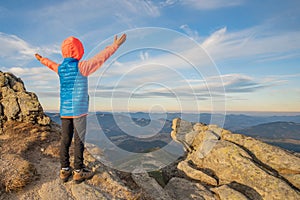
[61,36,84,60]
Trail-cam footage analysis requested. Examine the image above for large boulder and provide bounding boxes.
[171,118,300,200]
[0,71,50,132]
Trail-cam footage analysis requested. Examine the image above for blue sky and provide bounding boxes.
[1,0,300,113]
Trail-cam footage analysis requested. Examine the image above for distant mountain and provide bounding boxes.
[236,121,300,152]
[46,112,300,131]
[119,112,300,131]
[207,113,300,131]
[236,121,300,140]
[46,112,300,152]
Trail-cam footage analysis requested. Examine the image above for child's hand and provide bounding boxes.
[35,53,42,61]
[114,34,126,46]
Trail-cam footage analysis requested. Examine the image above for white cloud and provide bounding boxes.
[171,73,276,95]
[201,26,300,62]
[160,0,244,10]
[90,62,281,99]
[0,32,60,66]
[7,67,27,75]
[8,66,53,78]
[0,32,38,63]
[36,0,160,27]
[267,73,300,79]
[160,0,178,7]
[180,24,202,42]
[201,27,227,49]
[181,0,244,10]
[136,0,160,17]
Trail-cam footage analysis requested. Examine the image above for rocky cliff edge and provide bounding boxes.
[0,71,299,200]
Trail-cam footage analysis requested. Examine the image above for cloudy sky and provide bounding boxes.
[1,0,299,114]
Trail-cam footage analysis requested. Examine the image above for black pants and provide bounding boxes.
[60,116,86,170]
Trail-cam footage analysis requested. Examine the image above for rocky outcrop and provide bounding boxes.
[171,118,300,200]
[1,115,300,200]
[1,71,300,199]
[0,71,50,133]
[0,121,141,200]
[0,72,138,199]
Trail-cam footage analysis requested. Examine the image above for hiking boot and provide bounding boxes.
[72,168,94,184]
[60,168,72,182]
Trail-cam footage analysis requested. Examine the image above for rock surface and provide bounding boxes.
[164,177,215,200]
[0,71,50,133]
[171,118,300,200]
[210,185,249,200]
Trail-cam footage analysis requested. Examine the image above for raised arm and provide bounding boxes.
[35,53,59,73]
[79,34,126,76]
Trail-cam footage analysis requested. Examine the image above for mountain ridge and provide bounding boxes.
[47,112,300,153]
[236,121,300,139]
[46,111,300,130]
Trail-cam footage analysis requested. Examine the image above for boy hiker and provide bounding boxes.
[35,34,126,183]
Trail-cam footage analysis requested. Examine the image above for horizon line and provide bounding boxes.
[44,110,300,116]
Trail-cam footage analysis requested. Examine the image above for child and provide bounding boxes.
[35,34,126,183]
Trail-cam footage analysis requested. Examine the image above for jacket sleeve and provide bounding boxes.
[40,58,59,73]
[78,43,119,76]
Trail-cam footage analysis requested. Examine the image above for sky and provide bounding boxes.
[0,0,300,114]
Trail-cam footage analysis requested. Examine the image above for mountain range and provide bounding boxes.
[46,112,300,153]
[46,111,300,131]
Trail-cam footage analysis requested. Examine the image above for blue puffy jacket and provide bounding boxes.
[58,57,88,118]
